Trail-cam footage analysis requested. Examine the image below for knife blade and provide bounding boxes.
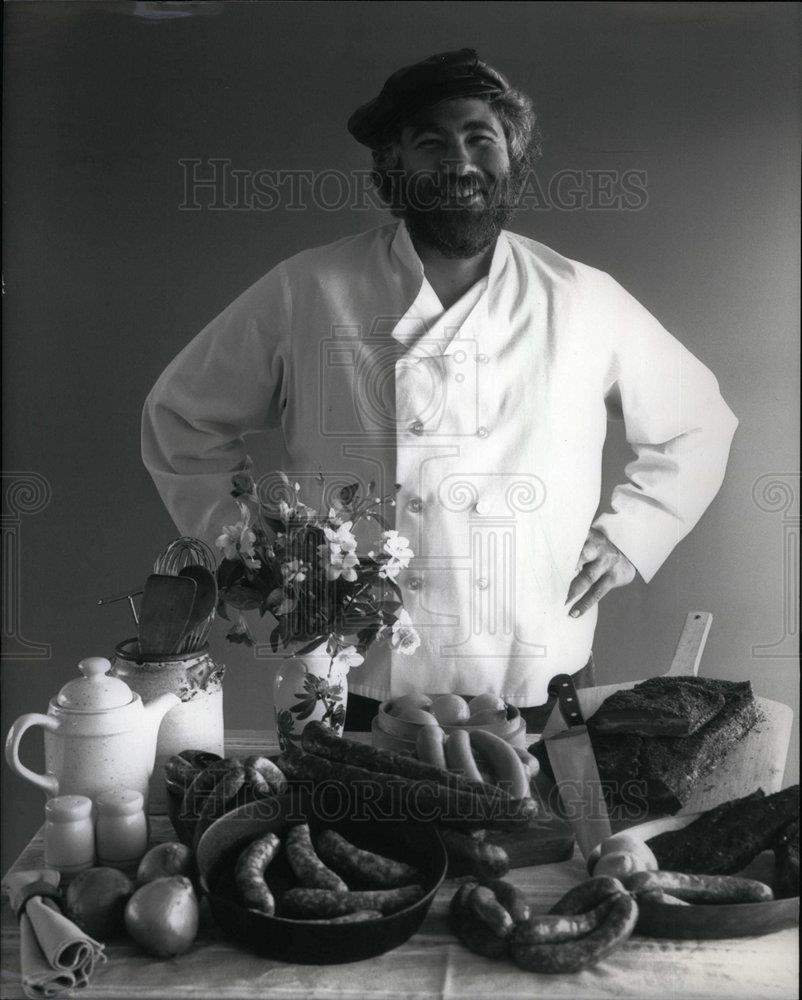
[545,672,612,859]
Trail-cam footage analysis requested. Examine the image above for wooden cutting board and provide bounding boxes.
[485,769,575,867]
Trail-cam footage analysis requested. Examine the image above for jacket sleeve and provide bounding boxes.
[590,274,738,583]
[141,263,292,544]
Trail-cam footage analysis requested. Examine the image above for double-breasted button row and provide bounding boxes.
[408,421,490,437]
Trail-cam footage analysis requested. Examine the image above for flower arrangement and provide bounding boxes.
[214,465,421,668]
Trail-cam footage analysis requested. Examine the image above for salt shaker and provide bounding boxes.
[44,795,95,877]
[95,788,148,867]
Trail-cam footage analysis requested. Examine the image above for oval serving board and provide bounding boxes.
[590,812,799,939]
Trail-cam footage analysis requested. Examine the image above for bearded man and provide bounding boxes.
[142,50,737,729]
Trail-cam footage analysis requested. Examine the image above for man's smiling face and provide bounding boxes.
[393,97,515,258]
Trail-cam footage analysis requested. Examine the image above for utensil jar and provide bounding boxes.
[110,640,225,813]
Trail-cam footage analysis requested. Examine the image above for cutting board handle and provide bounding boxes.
[665,612,712,677]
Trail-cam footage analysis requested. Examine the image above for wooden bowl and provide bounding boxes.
[196,791,447,964]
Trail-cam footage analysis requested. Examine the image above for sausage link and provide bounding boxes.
[300,721,513,800]
[181,758,242,820]
[300,910,383,924]
[165,750,222,788]
[347,885,425,914]
[243,755,287,797]
[194,763,246,843]
[513,747,540,779]
[282,749,536,830]
[511,891,638,973]
[637,889,692,907]
[285,824,348,892]
[468,730,531,800]
[438,825,510,880]
[448,882,508,960]
[416,726,448,770]
[445,730,485,783]
[315,828,422,888]
[549,875,628,915]
[625,870,774,904]
[280,884,424,919]
[235,832,280,914]
[512,897,617,944]
[484,879,531,924]
[280,888,351,919]
[467,885,515,938]
[164,754,200,786]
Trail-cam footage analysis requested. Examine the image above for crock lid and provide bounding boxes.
[56,657,134,711]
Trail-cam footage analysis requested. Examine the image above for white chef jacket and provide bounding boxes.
[142,221,737,705]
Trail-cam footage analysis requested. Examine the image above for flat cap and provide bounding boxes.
[347,48,510,148]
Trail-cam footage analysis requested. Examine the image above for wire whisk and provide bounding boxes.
[154,536,216,575]
[154,537,218,652]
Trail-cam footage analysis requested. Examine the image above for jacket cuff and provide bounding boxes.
[591,510,683,584]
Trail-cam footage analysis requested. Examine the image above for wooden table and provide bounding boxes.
[2,732,798,1000]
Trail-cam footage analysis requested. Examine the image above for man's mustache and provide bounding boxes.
[394,171,510,210]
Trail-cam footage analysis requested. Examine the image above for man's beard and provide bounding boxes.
[395,170,517,259]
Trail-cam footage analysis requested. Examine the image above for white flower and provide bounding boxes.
[216,502,259,564]
[324,521,358,553]
[326,550,359,582]
[333,645,364,673]
[327,506,345,526]
[378,560,402,580]
[382,530,413,568]
[391,608,421,655]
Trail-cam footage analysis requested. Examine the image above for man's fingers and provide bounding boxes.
[575,536,602,572]
[565,560,605,606]
[569,574,614,618]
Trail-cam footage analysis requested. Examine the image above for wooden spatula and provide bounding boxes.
[138,574,197,659]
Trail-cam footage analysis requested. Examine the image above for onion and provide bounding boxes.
[136,841,193,885]
[125,876,199,957]
[65,867,134,940]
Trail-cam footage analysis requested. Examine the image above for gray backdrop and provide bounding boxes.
[2,1,799,873]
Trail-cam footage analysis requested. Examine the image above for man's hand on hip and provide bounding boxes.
[566,528,636,618]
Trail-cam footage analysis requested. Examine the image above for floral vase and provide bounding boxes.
[273,640,348,752]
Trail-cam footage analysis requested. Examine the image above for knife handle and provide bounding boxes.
[548,673,585,727]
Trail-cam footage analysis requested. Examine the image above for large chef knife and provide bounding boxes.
[544,672,612,859]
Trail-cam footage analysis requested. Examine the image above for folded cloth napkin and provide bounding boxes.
[2,869,106,999]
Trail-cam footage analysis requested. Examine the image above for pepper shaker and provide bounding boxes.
[44,795,95,877]
[95,788,148,867]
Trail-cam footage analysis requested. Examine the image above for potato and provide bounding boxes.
[390,692,433,716]
[430,694,471,726]
[65,867,134,940]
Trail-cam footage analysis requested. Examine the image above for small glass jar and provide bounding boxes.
[44,795,95,877]
[95,788,148,866]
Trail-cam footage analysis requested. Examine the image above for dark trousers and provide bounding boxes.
[344,655,597,733]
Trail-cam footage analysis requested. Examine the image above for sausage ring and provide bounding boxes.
[235,832,281,915]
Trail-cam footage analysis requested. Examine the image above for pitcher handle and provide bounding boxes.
[5,714,60,795]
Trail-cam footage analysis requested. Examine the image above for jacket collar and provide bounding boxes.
[390,219,511,288]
